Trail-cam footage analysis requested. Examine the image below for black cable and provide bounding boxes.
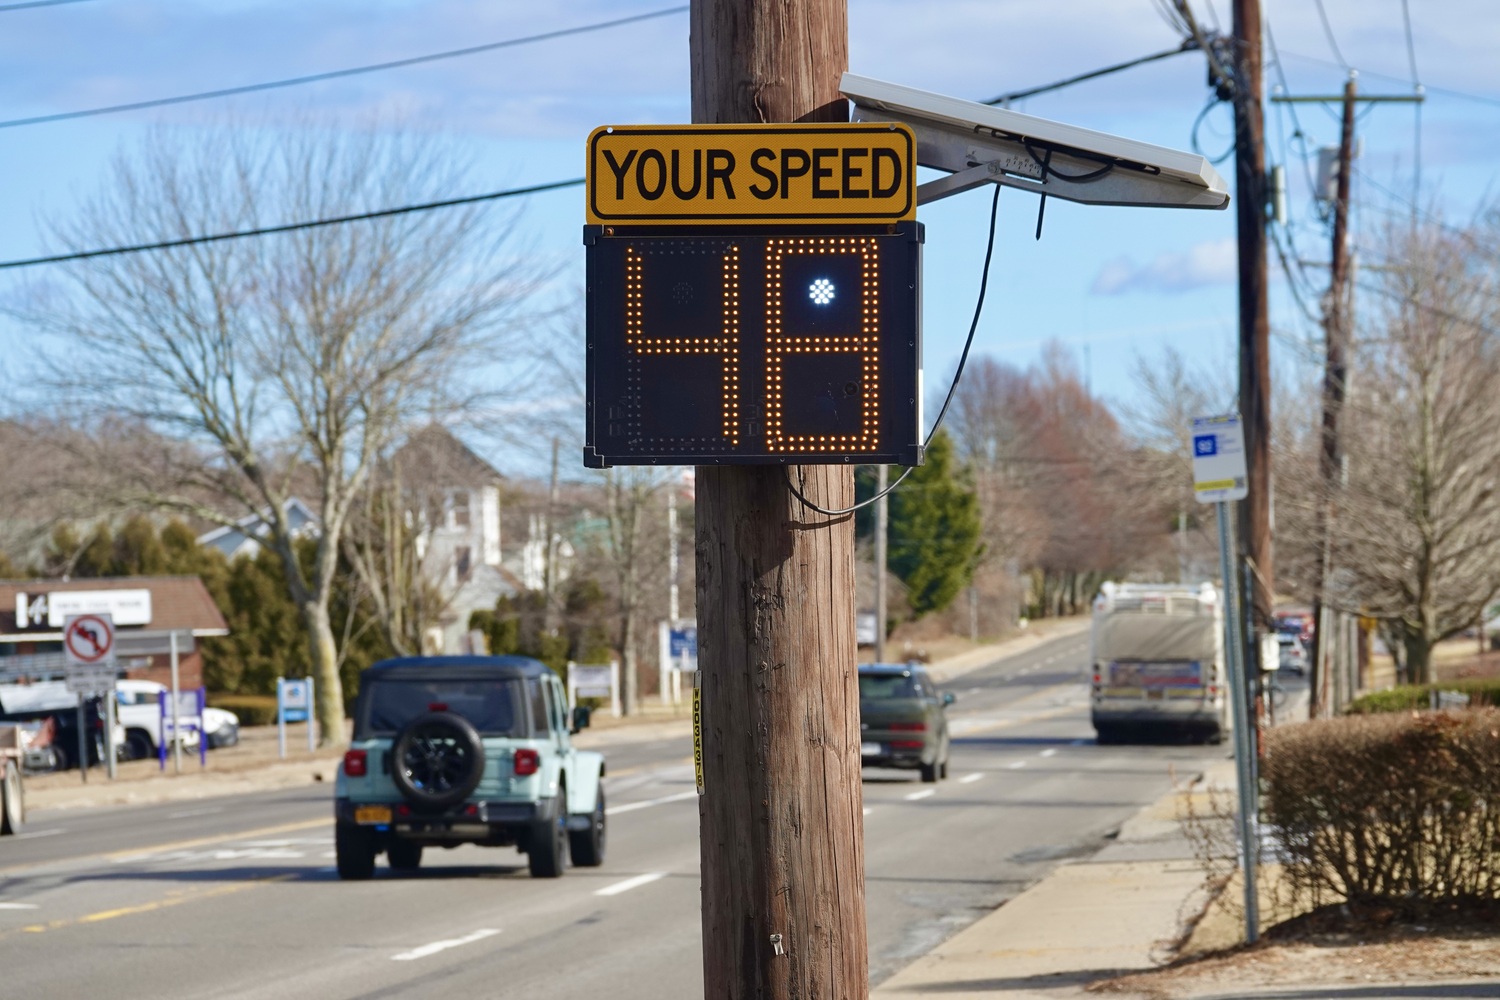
[981,41,1196,106]
[1021,140,1115,182]
[0,0,93,9]
[1189,99,1235,165]
[784,183,1003,518]
[1312,0,1350,70]
[0,5,689,129]
[0,177,585,270]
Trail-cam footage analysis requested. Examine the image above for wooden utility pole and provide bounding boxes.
[1308,76,1357,718]
[1232,0,1273,634]
[690,1,867,998]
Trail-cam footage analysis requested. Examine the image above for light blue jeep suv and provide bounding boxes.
[334,656,606,879]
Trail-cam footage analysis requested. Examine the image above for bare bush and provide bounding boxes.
[1263,710,1500,913]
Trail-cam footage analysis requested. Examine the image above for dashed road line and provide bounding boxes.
[1007,761,1028,770]
[903,789,936,801]
[606,790,698,816]
[1039,748,1058,758]
[392,928,500,962]
[959,773,984,784]
[0,903,39,910]
[595,872,667,897]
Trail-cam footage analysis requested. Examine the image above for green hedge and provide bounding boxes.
[1346,678,1500,714]
[207,693,279,727]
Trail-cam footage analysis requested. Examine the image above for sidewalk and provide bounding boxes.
[872,684,1500,999]
[21,618,1088,816]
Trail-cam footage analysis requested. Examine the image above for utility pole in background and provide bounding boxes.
[1307,75,1357,719]
[1232,0,1274,635]
[690,1,868,997]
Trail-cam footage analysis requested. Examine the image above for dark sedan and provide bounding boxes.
[858,663,953,783]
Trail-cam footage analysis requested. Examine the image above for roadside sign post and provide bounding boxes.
[63,613,117,784]
[1193,413,1259,944]
[566,662,621,718]
[277,678,315,758]
[169,630,182,775]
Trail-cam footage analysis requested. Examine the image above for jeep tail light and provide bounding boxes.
[343,749,368,777]
[396,804,412,818]
[514,748,540,776]
[890,740,925,749]
[888,722,926,732]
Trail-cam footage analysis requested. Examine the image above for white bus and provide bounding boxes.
[1089,582,1228,744]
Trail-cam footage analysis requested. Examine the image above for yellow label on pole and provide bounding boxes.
[586,123,916,226]
[692,684,704,794]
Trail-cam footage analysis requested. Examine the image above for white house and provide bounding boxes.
[196,498,320,561]
[393,426,519,654]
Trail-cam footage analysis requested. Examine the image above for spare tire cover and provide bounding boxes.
[390,711,485,808]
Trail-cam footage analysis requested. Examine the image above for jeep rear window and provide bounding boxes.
[358,679,527,738]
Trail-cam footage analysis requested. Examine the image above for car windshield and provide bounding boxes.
[859,672,919,699]
[360,678,526,737]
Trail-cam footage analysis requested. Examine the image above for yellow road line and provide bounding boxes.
[0,817,331,878]
[5,874,295,941]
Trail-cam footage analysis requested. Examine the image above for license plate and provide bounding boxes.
[860,742,880,756]
[355,805,392,825]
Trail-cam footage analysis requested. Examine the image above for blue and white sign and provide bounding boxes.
[668,626,697,662]
[1191,413,1248,504]
[279,678,311,723]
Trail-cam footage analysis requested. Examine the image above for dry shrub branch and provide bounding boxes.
[1263,709,1500,915]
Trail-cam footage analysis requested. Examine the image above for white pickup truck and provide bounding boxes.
[115,679,239,760]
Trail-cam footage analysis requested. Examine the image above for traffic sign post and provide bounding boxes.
[64,614,117,784]
[1193,413,1258,944]
[277,678,316,759]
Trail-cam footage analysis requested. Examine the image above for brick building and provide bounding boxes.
[0,577,229,688]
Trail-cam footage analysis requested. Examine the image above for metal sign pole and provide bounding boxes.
[76,694,88,785]
[169,631,182,776]
[277,678,287,760]
[1217,501,1259,943]
[105,685,118,780]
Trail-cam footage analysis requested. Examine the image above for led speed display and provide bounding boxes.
[584,223,923,468]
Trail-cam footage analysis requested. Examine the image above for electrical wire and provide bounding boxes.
[0,5,689,129]
[981,41,1197,106]
[1312,0,1350,70]
[0,0,93,9]
[0,177,585,270]
[1189,98,1235,164]
[784,184,1003,519]
[1399,0,1423,217]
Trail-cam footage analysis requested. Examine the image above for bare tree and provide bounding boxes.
[1336,221,1500,682]
[15,125,542,741]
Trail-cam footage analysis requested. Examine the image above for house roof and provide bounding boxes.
[0,575,229,639]
[196,497,320,555]
[392,425,504,490]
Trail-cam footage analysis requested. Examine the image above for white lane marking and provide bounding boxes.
[168,807,224,819]
[392,928,500,962]
[0,902,39,909]
[606,790,698,816]
[959,773,984,784]
[904,789,936,801]
[595,872,667,897]
[12,828,65,840]
[862,807,873,816]
[1039,748,1058,758]
[1007,760,1028,770]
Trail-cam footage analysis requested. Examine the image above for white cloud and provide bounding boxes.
[1090,238,1237,295]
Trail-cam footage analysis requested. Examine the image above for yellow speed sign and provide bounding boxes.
[586,122,916,226]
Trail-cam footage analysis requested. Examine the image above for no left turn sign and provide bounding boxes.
[64,613,115,666]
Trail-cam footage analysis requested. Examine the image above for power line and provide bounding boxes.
[0,177,584,271]
[0,5,689,130]
[0,0,94,10]
[1311,0,1350,70]
[1399,0,1423,214]
[1277,47,1500,109]
[982,40,1197,106]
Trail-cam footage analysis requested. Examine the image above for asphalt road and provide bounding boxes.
[0,632,1233,998]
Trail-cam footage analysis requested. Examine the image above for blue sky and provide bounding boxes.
[1,0,1496,477]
